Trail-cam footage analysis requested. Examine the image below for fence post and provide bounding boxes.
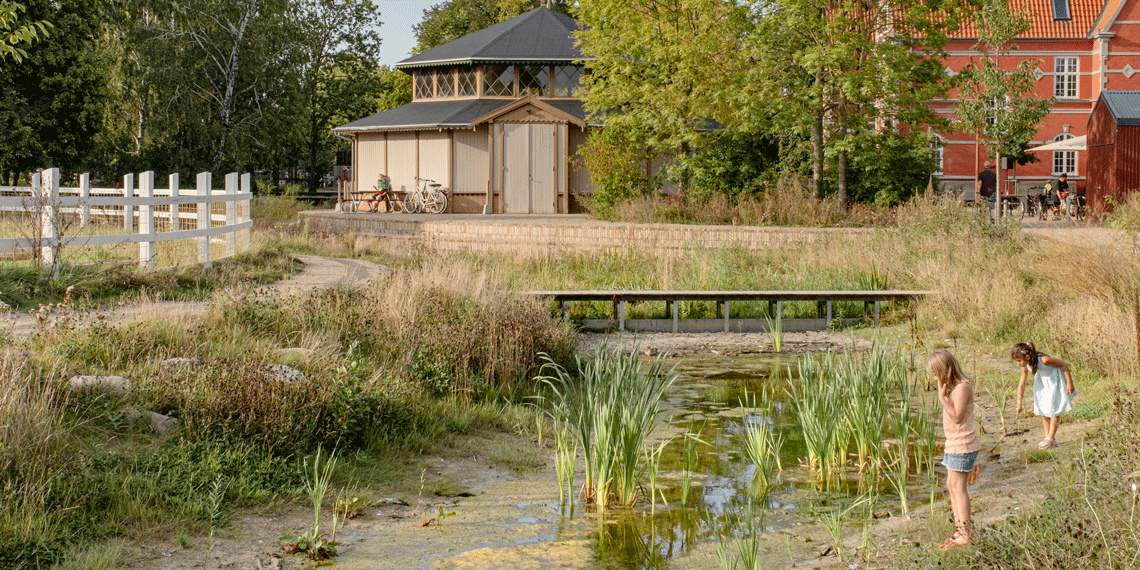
[79,173,90,227]
[224,172,237,257]
[139,171,155,269]
[123,173,134,234]
[197,171,212,269]
[240,172,250,253]
[169,173,180,233]
[40,168,60,276]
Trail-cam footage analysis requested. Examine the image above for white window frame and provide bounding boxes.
[1054,57,1078,99]
[932,135,945,175]
[1052,133,1077,175]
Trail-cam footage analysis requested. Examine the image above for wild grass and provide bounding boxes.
[597,178,891,227]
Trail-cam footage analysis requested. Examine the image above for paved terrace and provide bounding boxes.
[300,210,1122,254]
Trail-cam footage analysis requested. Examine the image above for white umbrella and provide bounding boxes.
[1026,135,1087,152]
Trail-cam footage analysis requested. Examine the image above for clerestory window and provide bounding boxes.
[1054,57,1078,98]
[484,65,514,96]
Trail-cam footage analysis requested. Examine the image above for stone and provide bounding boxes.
[68,375,133,394]
[123,406,182,436]
[265,364,305,383]
[161,357,201,371]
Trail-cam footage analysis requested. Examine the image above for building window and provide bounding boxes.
[415,72,433,100]
[518,65,549,97]
[484,65,513,96]
[436,68,454,98]
[553,65,582,97]
[932,135,945,176]
[1052,133,1077,175]
[457,67,478,97]
[1054,57,1077,98]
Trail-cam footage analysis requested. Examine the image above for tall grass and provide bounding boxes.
[537,348,678,510]
[740,390,783,503]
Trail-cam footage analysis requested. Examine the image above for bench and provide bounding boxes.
[525,289,929,333]
[349,190,408,212]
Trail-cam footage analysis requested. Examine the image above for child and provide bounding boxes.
[1010,342,1076,450]
[928,349,980,550]
[368,174,391,213]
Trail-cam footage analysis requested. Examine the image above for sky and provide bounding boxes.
[378,0,438,68]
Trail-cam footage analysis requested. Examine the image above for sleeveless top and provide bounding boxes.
[943,381,982,454]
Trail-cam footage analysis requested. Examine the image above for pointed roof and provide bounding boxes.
[396,7,583,69]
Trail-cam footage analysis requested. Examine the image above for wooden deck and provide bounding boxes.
[525,290,929,333]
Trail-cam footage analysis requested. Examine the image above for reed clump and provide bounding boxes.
[537,348,678,510]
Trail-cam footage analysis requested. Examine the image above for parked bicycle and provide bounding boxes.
[404,177,449,214]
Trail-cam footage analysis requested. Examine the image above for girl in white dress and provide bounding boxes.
[1011,342,1076,450]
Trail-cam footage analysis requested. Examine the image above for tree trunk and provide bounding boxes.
[812,110,823,199]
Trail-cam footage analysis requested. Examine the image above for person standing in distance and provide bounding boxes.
[977,161,997,222]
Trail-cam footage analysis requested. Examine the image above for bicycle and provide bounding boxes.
[405,177,449,214]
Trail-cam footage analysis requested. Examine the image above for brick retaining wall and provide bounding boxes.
[300,211,874,254]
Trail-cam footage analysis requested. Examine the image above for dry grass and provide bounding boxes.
[599,176,891,227]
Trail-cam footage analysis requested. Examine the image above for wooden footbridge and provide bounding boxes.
[525,290,929,333]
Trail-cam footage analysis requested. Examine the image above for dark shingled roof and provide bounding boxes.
[396,6,582,68]
[1101,91,1140,126]
[334,98,591,133]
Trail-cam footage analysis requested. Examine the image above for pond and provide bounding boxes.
[335,349,947,570]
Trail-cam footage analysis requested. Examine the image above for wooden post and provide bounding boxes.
[240,173,251,252]
[139,171,155,269]
[225,172,237,257]
[123,173,134,234]
[40,168,59,276]
[79,173,90,227]
[197,171,212,268]
[169,173,180,232]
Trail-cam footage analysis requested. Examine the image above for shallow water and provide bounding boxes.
[334,352,942,569]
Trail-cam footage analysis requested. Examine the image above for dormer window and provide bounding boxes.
[1051,0,1071,21]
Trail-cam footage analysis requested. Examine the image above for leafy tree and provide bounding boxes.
[0,0,108,184]
[0,1,49,62]
[288,0,383,191]
[955,0,1052,218]
[575,0,753,205]
[577,0,976,209]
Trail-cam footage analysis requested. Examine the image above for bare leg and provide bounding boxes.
[1044,416,1059,443]
[943,469,972,548]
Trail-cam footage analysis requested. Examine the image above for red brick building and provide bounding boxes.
[930,0,1140,200]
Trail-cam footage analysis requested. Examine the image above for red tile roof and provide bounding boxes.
[951,0,1107,39]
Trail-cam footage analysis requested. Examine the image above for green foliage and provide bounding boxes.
[839,130,939,205]
[0,1,51,63]
[675,131,781,202]
[955,0,1053,162]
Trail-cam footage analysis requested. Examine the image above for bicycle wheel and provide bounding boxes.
[404,191,421,213]
[427,189,448,214]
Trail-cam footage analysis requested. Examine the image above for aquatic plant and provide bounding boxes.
[790,353,847,487]
[740,390,783,503]
[537,348,678,510]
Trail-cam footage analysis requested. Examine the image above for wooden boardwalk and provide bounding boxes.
[525,289,929,333]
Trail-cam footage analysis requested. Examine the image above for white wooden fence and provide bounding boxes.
[0,168,252,272]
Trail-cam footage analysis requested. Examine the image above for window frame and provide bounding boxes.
[1051,133,1078,175]
[1054,56,1078,99]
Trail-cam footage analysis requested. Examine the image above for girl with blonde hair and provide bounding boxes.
[927,349,981,549]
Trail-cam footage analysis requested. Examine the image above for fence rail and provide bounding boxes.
[0,168,252,273]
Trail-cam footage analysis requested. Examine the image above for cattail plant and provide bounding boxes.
[537,348,678,510]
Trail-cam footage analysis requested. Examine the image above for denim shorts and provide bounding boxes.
[942,450,979,473]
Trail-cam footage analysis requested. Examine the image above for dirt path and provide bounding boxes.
[1,254,386,341]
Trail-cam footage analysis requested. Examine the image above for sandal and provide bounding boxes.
[940,520,972,551]
[1037,438,1057,450]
